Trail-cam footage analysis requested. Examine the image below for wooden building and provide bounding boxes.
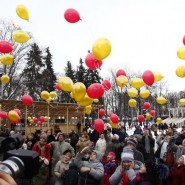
[0,99,102,134]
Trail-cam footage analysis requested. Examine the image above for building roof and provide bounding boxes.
[0,99,102,119]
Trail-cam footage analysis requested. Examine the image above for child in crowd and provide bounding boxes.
[54,150,72,185]
[102,151,117,185]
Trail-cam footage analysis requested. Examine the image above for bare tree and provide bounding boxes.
[0,19,33,99]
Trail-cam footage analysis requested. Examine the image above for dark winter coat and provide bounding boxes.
[169,163,185,185]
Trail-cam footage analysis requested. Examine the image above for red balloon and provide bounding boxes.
[99,108,105,116]
[116,69,127,77]
[21,95,33,105]
[150,110,156,117]
[87,83,104,99]
[183,35,185,45]
[55,83,62,91]
[85,53,103,70]
[110,113,119,123]
[142,70,155,86]
[64,8,81,23]
[0,111,7,119]
[37,121,42,126]
[0,40,13,53]
[14,109,21,116]
[137,115,145,122]
[94,118,104,133]
[143,102,151,110]
[40,116,45,122]
[102,80,111,91]
[33,117,38,123]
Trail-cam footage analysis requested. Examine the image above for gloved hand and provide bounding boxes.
[44,158,49,165]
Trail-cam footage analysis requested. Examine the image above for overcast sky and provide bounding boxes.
[1,0,185,92]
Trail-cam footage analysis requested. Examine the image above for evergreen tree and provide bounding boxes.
[22,43,45,100]
[42,47,56,92]
[76,58,86,83]
[84,69,102,88]
[65,61,76,83]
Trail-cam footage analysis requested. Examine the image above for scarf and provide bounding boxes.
[37,142,45,158]
[121,172,129,185]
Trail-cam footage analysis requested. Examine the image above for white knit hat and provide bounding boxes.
[121,146,134,162]
[113,134,119,140]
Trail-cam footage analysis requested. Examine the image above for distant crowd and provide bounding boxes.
[2,122,185,185]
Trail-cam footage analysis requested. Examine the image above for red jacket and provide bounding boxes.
[32,142,51,162]
[170,163,185,185]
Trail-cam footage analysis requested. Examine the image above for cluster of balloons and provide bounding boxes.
[40,91,58,103]
[176,36,185,77]
[110,113,119,128]
[28,115,49,126]
[57,76,105,109]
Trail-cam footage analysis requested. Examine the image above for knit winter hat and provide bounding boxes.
[40,133,47,142]
[127,138,138,147]
[113,134,119,140]
[121,146,134,162]
[57,132,63,140]
[107,151,116,160]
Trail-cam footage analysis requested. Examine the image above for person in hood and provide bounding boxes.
[74,145,104,185]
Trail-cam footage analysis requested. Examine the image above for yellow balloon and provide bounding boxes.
[179,98,185,106]
[92,38,111,60]
[46,96,52,103]
[140,89,150,99]
[13,30,30,43]
[44,116,49,122]
[16,4,29,20]
[176,66,185,78]
[0,54,14,65]
[116,75,128,87]
[50,91,57,98]
[127,88,138,98]
[79,94,93,107]
[58,76,73,92]
[146,113,151,119]
[156,96,167,105]
[177,47,185,60]
[70,92,74,99]
[28,116,32,121]
[154,72,163,82]
[157,117,162,124]
[72,82,86,102]
[85,105,92,111]
[110,121,118,128]
[128,99,137,108]
[93,99,99,103]
[40,91,50,101]
[85,109,91,115]
[8,110,19,122]
[130,78,145,89]
[1,75,10,84]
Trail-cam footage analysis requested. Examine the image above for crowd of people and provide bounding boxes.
[1,122,185,185]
